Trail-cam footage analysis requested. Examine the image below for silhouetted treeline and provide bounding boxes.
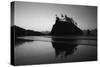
[82,29,97,36]
[11,25,45,37]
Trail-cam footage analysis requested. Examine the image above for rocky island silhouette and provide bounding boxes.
[50,14,83,36]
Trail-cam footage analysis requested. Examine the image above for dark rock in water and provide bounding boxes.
[50,14,83,36]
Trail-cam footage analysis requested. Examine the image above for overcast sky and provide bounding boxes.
[14,1,97,31]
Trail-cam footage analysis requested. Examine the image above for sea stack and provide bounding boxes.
[50,14,83,36]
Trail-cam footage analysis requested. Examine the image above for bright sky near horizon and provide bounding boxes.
[14,1,97,31]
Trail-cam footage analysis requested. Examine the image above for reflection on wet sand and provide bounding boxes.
[15,38,33,46]
[52,38,78,59]
[14,36,97,65]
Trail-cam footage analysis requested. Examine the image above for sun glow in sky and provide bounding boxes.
[14,1,97,31]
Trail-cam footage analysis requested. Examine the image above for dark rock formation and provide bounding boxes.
[50,14,83,36]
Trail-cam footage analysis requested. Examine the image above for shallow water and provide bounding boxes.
[14,36,97,65]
